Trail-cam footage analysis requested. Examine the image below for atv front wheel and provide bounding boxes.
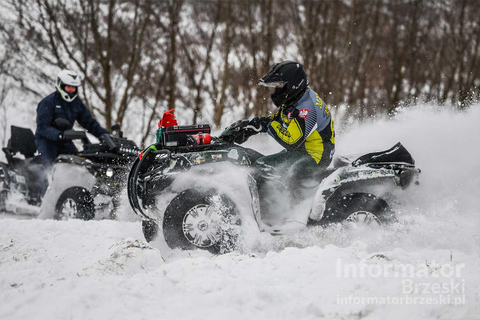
[163,189,241,254]
[55,187,95,220]
[319,193,395,226]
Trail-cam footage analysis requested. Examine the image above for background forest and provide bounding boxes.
[0,0,479,147]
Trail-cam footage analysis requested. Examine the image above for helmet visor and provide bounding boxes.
[258,80,287,88]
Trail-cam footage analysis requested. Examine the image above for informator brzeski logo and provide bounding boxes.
[335,258,466,306]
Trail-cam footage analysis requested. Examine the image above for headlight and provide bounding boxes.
[106,168,114,177]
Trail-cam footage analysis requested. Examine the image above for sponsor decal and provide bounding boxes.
[276,123,291,137]
[325,104,330,116]
[228,149,239,160]
[299,109,309,119]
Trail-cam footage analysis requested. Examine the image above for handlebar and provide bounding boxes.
[63,130,87,140]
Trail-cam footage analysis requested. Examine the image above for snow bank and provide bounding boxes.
[1,219,478,320]
[1,104,479,319]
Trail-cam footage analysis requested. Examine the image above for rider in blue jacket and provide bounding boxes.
[35,70,109,165]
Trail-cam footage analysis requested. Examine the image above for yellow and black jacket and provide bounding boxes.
[265,88,335,166]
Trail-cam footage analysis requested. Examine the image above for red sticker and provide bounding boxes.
[298,109,309,119]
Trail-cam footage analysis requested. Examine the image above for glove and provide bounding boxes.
[233,117,269,143]
[232,130,250,144]
[220,117,270,144]
[248,117,269,133]
[219,120,249,143]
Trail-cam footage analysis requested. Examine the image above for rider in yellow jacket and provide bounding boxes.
[262,86,335,168]
[223,61,335,187]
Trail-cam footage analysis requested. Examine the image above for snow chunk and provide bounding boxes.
[79,238,163,276]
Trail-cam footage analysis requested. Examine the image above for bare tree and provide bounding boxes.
[2,0,155,130]
[213,0,233,128]
[1,0,478,135]
[178,1,221,124]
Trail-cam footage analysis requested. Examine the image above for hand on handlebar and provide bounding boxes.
[219,118,268,144]
[219,120,246,143]
[248,117,269,133]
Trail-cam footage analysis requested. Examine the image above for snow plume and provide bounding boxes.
[1,104,479,320]
[151,162,264,253]
[244,104,480,254]
[335,104,480,252]
[138,104,480,256]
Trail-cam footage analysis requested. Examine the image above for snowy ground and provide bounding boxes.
[1,105,479,320]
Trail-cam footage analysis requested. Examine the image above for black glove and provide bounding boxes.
[232,130,250,144]
[232,117,269,143]
[220,117,270,144]
[249,117,269,133]
[219,120,249,143]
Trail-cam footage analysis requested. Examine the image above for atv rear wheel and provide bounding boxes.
[319,193,395,226]
[163,189,241,254]
[55,187,95,220]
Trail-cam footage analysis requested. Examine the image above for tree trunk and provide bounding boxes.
[214,0,232,128]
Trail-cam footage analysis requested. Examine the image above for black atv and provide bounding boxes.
[128,119,420,253]
[0,122,139,220]
[0,126,47,215]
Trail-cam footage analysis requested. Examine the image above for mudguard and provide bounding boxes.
[309,163,411,221]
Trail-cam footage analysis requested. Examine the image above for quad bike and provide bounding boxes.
[0,121,139,220]
[128,115,421,253]
[0,126,47,216]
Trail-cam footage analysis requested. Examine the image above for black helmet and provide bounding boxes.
[258,61,309,107]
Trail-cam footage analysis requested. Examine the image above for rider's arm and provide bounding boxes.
[36,99,62,141]
[76,100,109,138]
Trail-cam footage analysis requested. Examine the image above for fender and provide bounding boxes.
[309,165,397,221]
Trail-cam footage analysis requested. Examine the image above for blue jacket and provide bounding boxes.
[35,91,108,141]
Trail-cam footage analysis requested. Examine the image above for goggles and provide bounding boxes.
[258,80,286,88]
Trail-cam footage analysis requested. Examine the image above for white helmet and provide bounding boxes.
[56,70,82,102]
